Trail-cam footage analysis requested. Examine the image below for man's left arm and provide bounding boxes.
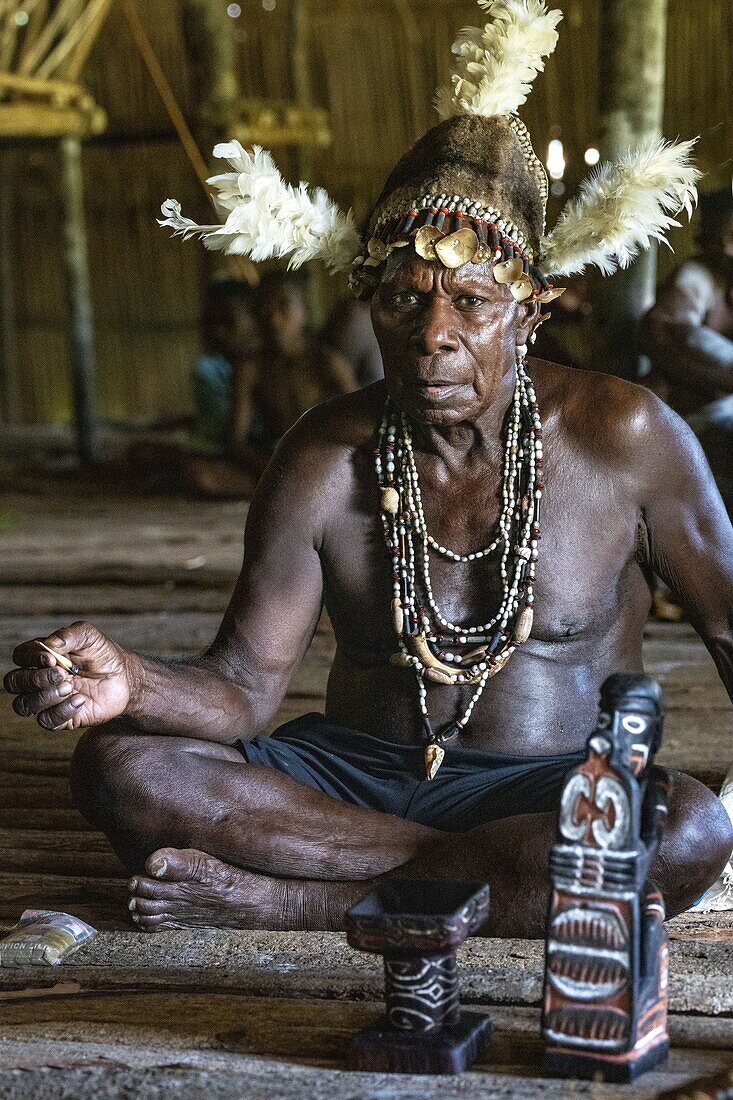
[639,397,733,700]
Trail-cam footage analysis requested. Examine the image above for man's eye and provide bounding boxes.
[457,295,486,308]
[391,292,420,309]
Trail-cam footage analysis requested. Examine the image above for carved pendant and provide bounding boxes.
[425,743,445,780]
[513,606,534,644]
[406,632,459,678]
[381,487,400,514]
[425,667,456,685]
[391,597,404,635]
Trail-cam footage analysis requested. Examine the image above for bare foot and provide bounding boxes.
[127,847,290,932]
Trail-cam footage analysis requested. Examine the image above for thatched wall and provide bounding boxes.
[1,0,731,425]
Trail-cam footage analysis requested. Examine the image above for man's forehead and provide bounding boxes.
[380,250,502,295]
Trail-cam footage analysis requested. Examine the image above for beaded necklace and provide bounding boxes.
[375,349,543,779]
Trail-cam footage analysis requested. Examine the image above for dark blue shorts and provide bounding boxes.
[235,713,584,832]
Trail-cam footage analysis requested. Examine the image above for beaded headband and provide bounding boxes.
[349,185,562,305]
[160,0,700,293]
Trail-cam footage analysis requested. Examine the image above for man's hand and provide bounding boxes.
[5,622,138,731]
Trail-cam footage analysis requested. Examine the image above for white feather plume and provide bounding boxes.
[541,138,701,277]
[435,0,562,121]
[158,141,361,274]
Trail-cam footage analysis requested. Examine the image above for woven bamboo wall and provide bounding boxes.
[1,0,731,425]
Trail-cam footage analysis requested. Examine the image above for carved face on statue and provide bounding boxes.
[559,675,662,852]
[597,675,663,780]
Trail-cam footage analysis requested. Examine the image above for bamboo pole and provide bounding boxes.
[180,0,238,144]
[121,0,257,285]
[289,0,323,321]
[39,0,115,80]
[593,0,669,380]
[60,135,101,465]
[0,152,19,423]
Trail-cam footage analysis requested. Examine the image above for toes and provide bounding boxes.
[145,847,199,882]
[129,896,170,916]
[130,875,185,901]
[131,911,181,933]
[145,846,225,885]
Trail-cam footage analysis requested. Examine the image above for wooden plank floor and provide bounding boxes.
[0,478,731,1098]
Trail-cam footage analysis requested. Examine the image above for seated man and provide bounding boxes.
[641,188,733,511]
[191,277,262,449]
[183,277,272,499]
[8,0,732,938]
[126,278,270,499]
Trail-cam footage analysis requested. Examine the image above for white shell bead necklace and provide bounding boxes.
[375,351,544,778]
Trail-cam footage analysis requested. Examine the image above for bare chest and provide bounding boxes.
[322,455,643,661]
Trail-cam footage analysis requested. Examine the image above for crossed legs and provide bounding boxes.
[70,724,733,938]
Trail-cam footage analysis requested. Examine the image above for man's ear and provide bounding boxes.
[516,298,541,347]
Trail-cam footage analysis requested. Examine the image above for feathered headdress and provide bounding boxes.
[434,0,562,121]
[541,137,700,276]
[158,141,360,274]
[160,0,700,299]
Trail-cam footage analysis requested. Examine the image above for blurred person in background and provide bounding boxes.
[182,278,272,498]
[253,271,357,440]
[530,278,593,372]
[137,273,358,499]
[641,188,733,512]
[321,296,384,385]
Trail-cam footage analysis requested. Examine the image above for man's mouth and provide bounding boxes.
[406,380,463,398]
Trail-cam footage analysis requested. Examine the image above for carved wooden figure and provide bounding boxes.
[542,673,670,1082]
[345,880,492,1074]
[537,668,669,1082]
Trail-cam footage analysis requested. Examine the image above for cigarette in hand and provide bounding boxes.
[34,640,81,676]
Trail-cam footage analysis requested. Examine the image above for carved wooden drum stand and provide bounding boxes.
[542,673,670,1083]
[345,881,492,1074]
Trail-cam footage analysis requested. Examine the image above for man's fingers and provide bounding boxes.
[36,695,86,731]
[12,622,97,668]
[4,666,68,694]
[11,640,58,668]
[12,682,75,718]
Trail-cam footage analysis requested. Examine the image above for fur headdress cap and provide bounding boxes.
[370,115,545,260]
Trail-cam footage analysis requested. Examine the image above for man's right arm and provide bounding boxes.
[641,263,733,395]
[5,418,330,742]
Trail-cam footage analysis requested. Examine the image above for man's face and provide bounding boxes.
[258,283,308,349]
[370,251,534,426]
[203,300,260,364]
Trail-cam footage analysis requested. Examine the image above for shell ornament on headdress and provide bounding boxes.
[160,0,700,305]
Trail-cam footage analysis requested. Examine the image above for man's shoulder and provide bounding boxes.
[269,382,385,485]
[285,382,384,446]
[532,358,687,466]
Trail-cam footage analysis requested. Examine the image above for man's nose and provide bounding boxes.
[409,300,460,356]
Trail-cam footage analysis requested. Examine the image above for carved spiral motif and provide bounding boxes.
[384,953,460,1032]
